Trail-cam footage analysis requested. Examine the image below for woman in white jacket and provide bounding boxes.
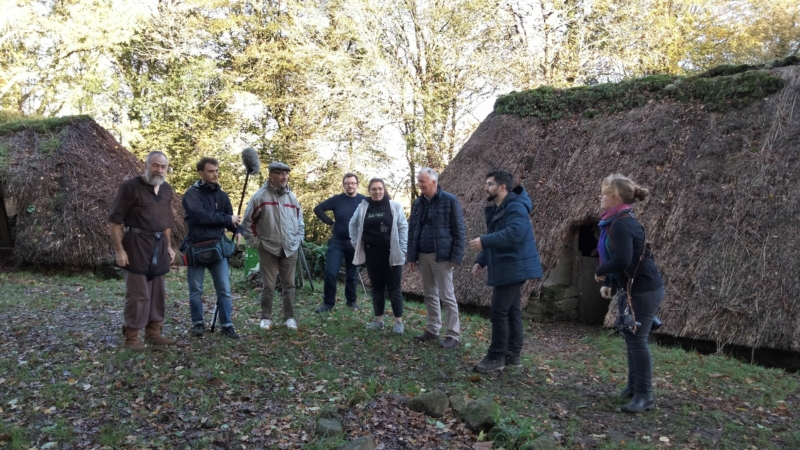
[349,178,408,334]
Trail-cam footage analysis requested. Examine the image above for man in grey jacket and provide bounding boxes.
[242,162,305,331]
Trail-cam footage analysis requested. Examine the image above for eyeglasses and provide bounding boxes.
[343,182,358,186]
[485,182,497,187]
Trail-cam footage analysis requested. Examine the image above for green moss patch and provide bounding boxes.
[0,142,8,168]
[495,58,795,121]
[0,115,92,136]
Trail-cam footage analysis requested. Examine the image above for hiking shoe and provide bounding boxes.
[315,304,334,313]
[346,302,360,311]
[441,337,460,349]
[392,321,405,334]
[505,353,522,367]
[473,356,506,373]
[285,318,298,330]
[191,324,205,337]
[414,331,438,341]
[260,319,273,330]
[220,326,240,339]
[366,320,385,331]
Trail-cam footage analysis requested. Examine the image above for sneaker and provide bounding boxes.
[505,353,522,367]
[392,321,404,334]
[260,319,272,330]
[346,302,360,311]
[441,337,460,349]
[220,326,240,339]
[414,330,438,341]
[285,318,298,330]
[366,320,384,330]
[473,356,506,373]
[315,304,334,313]
[191,324,205,337]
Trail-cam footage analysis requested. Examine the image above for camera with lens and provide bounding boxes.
[616,310,640,335]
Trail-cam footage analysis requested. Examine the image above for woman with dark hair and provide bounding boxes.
[595,174,664,413]
[349,178,408,334]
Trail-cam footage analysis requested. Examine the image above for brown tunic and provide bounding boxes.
[109,176,175,276]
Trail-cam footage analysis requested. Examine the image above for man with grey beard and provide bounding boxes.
[109,151,178,349]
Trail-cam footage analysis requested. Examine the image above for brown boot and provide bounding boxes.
[144,321,176,346]
[122,326,144,350]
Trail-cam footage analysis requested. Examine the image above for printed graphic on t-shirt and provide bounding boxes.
[367,212,389,234]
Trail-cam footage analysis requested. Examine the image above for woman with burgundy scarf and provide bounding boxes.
[595,174,664,413]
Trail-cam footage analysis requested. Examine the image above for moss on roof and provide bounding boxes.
[494,58,796,121]
[0,115,93,136]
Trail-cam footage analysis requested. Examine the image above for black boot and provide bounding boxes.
[608,386,634,399]
[621,395,655,413]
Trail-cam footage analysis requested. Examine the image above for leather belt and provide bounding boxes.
[127,227,164,280]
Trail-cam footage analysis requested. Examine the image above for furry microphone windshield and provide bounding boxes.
[241,147,261,175]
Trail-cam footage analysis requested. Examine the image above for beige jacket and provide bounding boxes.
[242,182,305,257]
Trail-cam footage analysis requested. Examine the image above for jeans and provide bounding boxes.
[323,237,358,306]
[188,258,233,328]
[620,287,665,397]
[363,243,404,318]
[487,281,525,360]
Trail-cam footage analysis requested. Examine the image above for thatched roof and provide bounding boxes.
[0,116,187,268]
[402,60,800,352]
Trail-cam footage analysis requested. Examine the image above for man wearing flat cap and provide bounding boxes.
[242,161,305,331]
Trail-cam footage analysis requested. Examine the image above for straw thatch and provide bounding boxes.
[402,62,800,352]
[0,116,187,268]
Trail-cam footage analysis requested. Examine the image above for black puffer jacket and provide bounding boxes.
[406,185,466,265]
[181,181,241,250]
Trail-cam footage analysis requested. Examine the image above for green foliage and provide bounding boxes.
[97,423,127,446]
[0,115,92,137]
[0,109,28,125]
[0,423,29,449]
[495,75,674,121]
[495,64,788,121]
[489,414,543,448]
[301,240,328,279]
[0,142,8,168]
[38,137,61,155]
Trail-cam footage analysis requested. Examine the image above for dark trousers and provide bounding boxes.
[323,237,358,306]
[620,287,665,397]
[363,243,403,318]
[487,281,525,360]
[124,272,166,329]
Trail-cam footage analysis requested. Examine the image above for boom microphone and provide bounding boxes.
[241,147,261,175]
[237,147,262,216]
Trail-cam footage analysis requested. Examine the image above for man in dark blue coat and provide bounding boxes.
[313,173,368,312]
[407,168,466,348]
[470,170,543,373]
[182,158,243,339]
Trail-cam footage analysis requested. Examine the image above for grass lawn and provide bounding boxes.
[0,268,798,449]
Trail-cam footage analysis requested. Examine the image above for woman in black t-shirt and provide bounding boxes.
[595,174,664,413]
[349,178,409,334]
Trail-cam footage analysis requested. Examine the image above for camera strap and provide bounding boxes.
[623,223,647,334]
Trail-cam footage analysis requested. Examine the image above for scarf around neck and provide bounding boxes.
[597,203,633,265]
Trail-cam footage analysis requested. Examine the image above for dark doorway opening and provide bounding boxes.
[575,223,608,324]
